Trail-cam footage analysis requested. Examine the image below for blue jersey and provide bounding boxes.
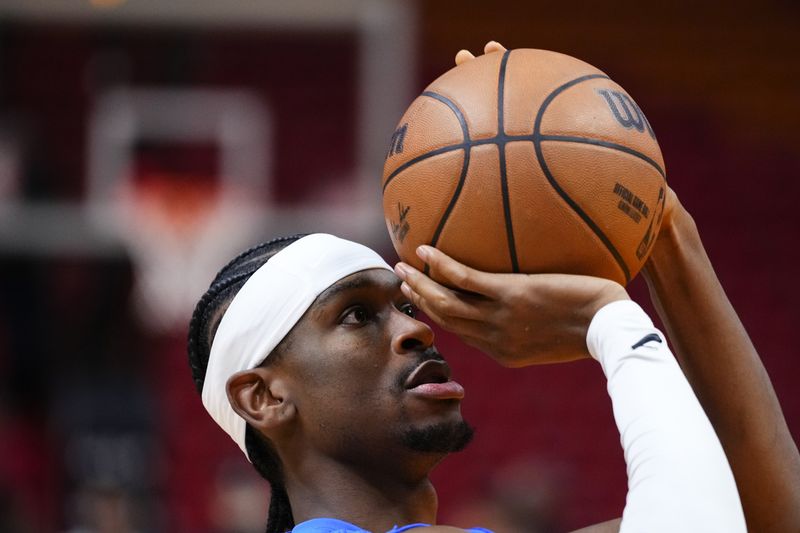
[292,518,493,533]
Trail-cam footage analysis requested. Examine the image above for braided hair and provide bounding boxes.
[188,234,307,533]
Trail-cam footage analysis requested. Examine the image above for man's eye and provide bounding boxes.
[400,303,416,318]
[342,306,370,325]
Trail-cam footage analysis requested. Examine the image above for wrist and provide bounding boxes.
[586,299,653,362]
[597,279,629,309]
[582,281,630,336]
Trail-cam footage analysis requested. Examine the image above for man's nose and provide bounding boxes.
[392,312,435,354]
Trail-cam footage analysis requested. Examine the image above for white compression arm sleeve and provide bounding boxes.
[587,300,745,533]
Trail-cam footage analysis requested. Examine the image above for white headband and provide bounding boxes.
[202,233,393,459]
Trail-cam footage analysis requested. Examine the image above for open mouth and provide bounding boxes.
[404,360,464,400]
[404,360,451,389]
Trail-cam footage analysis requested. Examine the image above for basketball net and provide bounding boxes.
[114,174,259,334]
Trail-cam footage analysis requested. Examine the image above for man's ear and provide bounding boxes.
[226,368,296,433]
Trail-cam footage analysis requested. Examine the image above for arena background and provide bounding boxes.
[0,0,797,531]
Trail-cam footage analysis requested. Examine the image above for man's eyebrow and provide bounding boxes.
[314,273,401,309]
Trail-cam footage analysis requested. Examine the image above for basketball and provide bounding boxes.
[382,49,667,285]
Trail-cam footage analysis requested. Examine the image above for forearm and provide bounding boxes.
[589,301,744,533]
[643,210,800,531]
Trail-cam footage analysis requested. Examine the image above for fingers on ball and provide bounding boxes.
[454,49,476,65]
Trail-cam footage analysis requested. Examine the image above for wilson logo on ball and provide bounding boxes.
[597,89,656,139]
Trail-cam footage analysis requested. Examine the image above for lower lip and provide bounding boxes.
[407,380,465,400]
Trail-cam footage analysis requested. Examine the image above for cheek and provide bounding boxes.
[295,329,394,396]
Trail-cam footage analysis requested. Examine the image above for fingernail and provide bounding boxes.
[400,281,412,297]
[394,263,409,279]
[417,246,431,261]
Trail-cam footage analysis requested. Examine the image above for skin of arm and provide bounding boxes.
[642,194,800,532]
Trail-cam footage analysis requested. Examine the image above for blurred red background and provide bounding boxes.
[0,1,797,531]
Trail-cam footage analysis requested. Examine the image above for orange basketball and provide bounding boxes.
[382,49,666,286]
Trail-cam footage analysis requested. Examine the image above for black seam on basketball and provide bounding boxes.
[539,135,666,179]
[382,143,466,193]
[532,73,631,283]
[422,91,470,141]
[498,50,519,272]
[383,135,506,193]
[497,52,509,133]
[383,92,472,194]
[426,145,469,277]
[420,92,474,276]
[429,142,471,244]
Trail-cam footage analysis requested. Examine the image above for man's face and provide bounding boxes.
[275,268,472,469]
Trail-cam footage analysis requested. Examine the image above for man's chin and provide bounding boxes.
[401,419,475,454]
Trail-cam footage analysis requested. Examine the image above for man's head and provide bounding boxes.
[187,234,472,532]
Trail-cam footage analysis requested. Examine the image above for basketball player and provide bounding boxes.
[189,201,787,532]
[187,45,798,533]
